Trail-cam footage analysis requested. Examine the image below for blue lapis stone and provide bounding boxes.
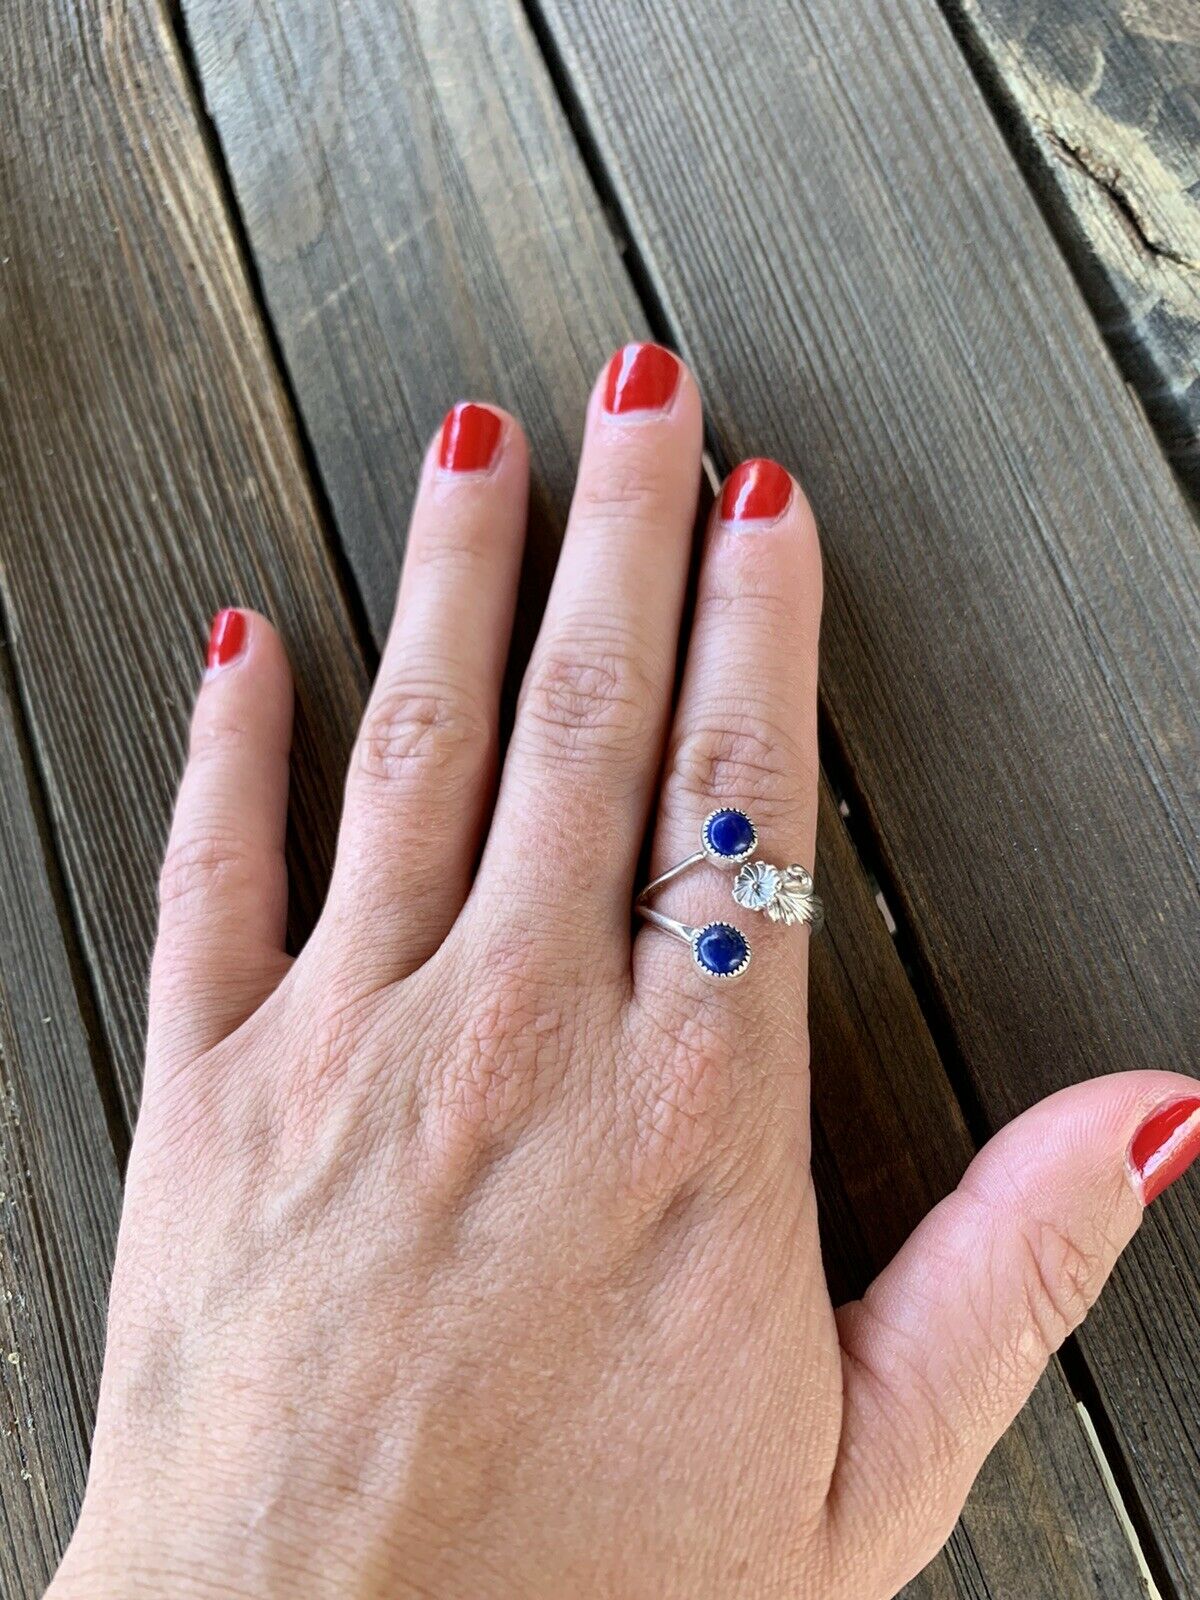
[704,808,755,859]
[694,923,750,977]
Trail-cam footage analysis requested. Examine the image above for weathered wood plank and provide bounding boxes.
[185,0,641,645]
[179,1,1149,1592]
[939,0,1200,497]
[0,4,369,1590]
[0,646,121,1594]
[0,0,368,1127]
[521,0,1200,1587]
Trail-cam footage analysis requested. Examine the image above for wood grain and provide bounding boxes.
[525,0,1200,1587]
[183,0,644,645]
[0,647,121,1594]
[0,4,367,1588]
[938,0,1200,497]
[0,0,368,1126]
[179,0,1151,1591]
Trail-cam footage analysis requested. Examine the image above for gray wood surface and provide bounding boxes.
[524,0,1200,1588]
[179,0,1155,1593]
[0,0,366,1588]
[0,649,121,1596]
[0,0,367,1127]
[939,0,1200,497]
[184,0,640,647]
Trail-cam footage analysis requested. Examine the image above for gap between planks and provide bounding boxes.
[155,6,1190,1593]
[510,0,1192,1586]
[0,620,130,1175]
[158,0,381,690]
[1076,1403,1161,1600]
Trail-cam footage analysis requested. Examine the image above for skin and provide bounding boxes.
[48,351,1199,1599]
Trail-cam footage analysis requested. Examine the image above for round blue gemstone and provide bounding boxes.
[695,923,750,977]
[705,808,755,859]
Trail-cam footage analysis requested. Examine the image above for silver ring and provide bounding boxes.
[636,808,824,982]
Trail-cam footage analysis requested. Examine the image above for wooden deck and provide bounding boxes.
[1,2,1196,1594]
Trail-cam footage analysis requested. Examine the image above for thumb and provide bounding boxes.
[828,1071,1200,1594]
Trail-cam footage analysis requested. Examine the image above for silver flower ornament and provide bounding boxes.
[732,860,780,912]
[733,861,822,930]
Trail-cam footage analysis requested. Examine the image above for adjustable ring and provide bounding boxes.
[636,808,824,982]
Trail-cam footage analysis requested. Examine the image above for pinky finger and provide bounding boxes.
[148,608,293,1067]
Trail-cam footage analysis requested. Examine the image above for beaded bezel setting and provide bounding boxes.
[690,921,752,981]
[700,807,758,866]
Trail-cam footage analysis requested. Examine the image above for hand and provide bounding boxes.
[51,346,1200,1599]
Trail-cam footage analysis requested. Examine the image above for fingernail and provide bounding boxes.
[720,458,793,525]
[439,402,503,472]
[602,343,680,415]
[1129,1097,1200,1204]
[206,609,247,673]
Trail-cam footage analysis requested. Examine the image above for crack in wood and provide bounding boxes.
[1040,121,1200,274]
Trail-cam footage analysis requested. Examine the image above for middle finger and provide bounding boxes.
[478,344,703,958]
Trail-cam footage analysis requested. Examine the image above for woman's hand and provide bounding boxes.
[51,346,1200,1599]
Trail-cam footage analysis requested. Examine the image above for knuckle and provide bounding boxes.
[519,644,655,769]
[355,684,491,790]
[666,714,813,822]
[704,568,797,618]
[571,450,666,530]
[190,706,273,761]
[407,518,492,579]
[158,832,259,918]
[1015,1215,1104,1356]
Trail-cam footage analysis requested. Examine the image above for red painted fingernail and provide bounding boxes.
[439,403,503,472]
[720,458,793,524]
[206,609,247,672]
[1129,1097,1200,1204]
[602,343,680,414]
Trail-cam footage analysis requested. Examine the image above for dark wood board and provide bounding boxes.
[938,0,1200,498]
[0,3,366,1587]
[523,0,1200,1587]
[181,0,646,645]
[179,0,1149,1592]
[0,0,368,1128]
[0,645,121,1593]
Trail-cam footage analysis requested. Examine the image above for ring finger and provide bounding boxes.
[634,458,822,1021]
